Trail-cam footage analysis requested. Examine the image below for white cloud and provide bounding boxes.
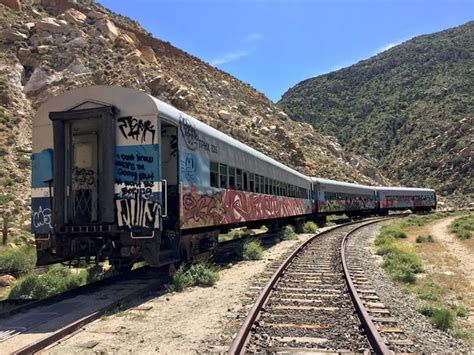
[245,32,264,42]
[210,49,250,66]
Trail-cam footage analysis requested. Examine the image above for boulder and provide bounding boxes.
[125,49,142,63]
[67,36,86,48]
[65,59,91,74]
[0,275,16,287]
[0,28,27,43]
[36,17,67,33]
[139,45,157,64]
[63,8,86,24]
[0,0,21,11]
[23,67,58,94]
[115,33,136,49]
[277,111,289,120]
[17,47,31,57]
[87,10,107,20]
[37,45,52,54]
[94,18,119,40]
[218,110,232,121]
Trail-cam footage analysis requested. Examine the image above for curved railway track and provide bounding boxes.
[228,218,399,354]
[0,266,168,355]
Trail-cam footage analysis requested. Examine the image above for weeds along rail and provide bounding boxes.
[228,218,392,354]
[0,266,167,355]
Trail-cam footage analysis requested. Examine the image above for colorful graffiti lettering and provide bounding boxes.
[181,187,311,229]
[116,193,161,230]
[182,189,225,226]
[32,206,52,229]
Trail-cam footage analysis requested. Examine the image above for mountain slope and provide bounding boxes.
[279,21,473,205]
[0,0,388,235]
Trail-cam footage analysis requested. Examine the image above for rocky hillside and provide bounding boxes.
[0,0,389,234]
[279,21,473,206]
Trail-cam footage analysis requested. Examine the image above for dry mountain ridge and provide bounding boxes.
[279,21,473,206]
[0,0,388,237]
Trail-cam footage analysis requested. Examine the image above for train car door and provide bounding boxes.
[160,121,179,232]
[71,131,99,224]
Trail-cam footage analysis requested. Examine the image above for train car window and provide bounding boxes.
[276,181,280,196]
[219,164,228,188]
[229,167,236,189]
[243,171,249,191]
[236,169,243,190]
[260,176,265,194]
[250,173,255,192]
[264,177,269,194]
[255,175,260,193]
[210,161,218,188]
[284,183,288,196]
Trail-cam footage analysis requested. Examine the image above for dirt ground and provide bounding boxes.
[404,216,474,336]
[44,233,316,354]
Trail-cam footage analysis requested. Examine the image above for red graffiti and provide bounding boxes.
[181,187,311,229]
[182,186,225,227]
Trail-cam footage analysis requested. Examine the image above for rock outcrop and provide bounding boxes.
[0,0,391,235]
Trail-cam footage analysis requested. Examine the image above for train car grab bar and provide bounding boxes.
[162,179,168,218]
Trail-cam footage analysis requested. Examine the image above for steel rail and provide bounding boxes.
[0,266,153,319]
[227,218,384,355]
[12,274,164,355]
[341,220,392,355]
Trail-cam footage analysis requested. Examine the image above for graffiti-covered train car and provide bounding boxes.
[32,86,312,269]
[311,178,377,219]
[375,187,436,213]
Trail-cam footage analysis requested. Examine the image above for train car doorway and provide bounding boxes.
[50,106,116,229]
[161,122,179,231]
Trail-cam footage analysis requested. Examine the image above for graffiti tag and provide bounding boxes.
[116,193,161,230]
[118,116,156,143]
[32,206,52,229]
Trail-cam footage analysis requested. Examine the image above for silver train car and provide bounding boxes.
[311,178,377,220]
[32,86,312,268]
[31,86,436,269]
[375,187,436,214]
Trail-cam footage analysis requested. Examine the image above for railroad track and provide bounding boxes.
[0,266,168,355]
[228,218,406,354]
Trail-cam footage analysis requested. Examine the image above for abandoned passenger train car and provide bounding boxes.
[31,86,313,268]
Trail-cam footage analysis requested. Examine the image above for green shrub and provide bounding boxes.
[381,245,423,284]
[427,235,434,243]
[243,239,263,260]
[2,178,14,187]
[17,155,31,168]
[450,215,473,240]
[187,263,219,287]
[9,265,85,299]
[172,262,219,292]
[416,235,426,243]
[85,264,105,283]
[302,221,318,233]
[0,246,36,276]
[173,266,193,292]
[418,304,454,331]
[280,225,298,240]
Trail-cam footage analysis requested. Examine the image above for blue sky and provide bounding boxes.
[98,0,473,102]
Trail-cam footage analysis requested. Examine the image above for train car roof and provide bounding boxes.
[35,86,311,183]
[150,95,311,183]
[311,178,375,189]
[311,178,376,194]
[374,186,435,193]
